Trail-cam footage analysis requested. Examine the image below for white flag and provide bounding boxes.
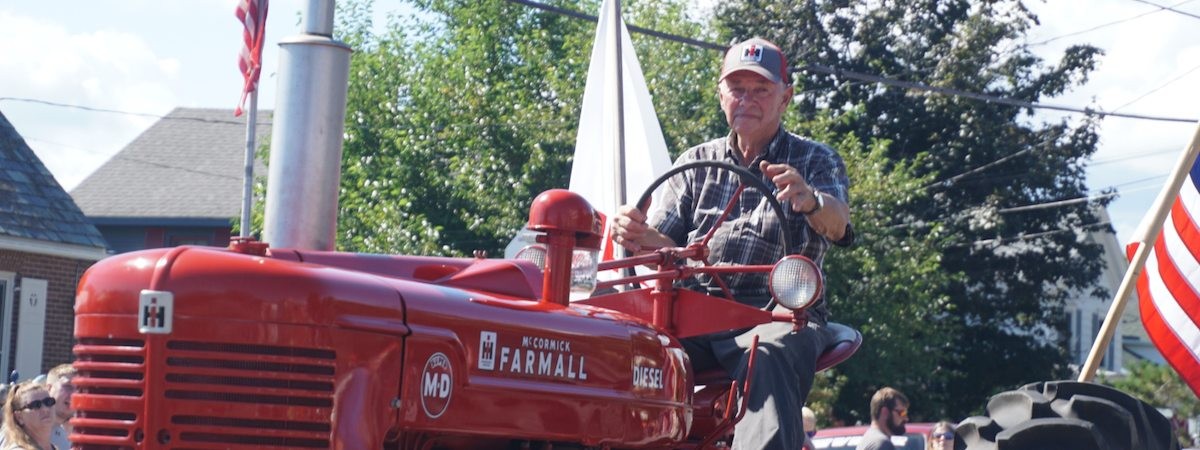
[567,0,672,262]
[505,0,672,262]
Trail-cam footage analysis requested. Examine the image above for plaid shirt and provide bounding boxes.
[648,127,850,313]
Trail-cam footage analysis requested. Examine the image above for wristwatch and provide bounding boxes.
[803,189,823,215]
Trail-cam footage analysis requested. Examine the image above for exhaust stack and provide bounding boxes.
[263,0,352,251]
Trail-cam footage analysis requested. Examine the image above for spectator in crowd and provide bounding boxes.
[2,381,57,450]
[927,420,955,450]
[45,365,76,450]
[855,387,909,450]
[802,406,819,450]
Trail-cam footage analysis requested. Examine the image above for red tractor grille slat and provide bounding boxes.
[175,431,330,448]
[162,339,336,448]
[74,337,147,449]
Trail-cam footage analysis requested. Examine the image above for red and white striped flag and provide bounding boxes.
[1135,160,1200,397]
[234,0,269,117]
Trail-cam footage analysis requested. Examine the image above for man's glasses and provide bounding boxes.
[932,432,954,441]
[719,86,779,101]
[892,407,908,419]
[806,430,817,438]
[14,396,56,412]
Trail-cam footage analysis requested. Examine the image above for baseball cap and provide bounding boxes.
[720,37,790,85]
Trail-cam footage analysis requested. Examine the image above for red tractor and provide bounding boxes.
[69,163,861,449]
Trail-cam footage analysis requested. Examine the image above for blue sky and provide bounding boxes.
[2,0,1199,245]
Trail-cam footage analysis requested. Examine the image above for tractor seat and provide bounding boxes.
[816,322,861,371]
[693,322,862,386]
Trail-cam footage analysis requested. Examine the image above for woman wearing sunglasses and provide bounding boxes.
[926,421,955,450]
[2,381,58,450]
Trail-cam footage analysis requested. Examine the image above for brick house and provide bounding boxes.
[70,108,270,253]
[0,110,107,379]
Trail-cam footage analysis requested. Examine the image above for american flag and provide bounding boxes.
[1135,158,1200,397]
[235,0,268,117]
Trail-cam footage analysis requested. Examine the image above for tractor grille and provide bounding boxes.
[74,337,145,450]
[74,337,337,449]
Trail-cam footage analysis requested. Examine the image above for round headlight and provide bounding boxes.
[769,255,823,310]
[514,244,547,271]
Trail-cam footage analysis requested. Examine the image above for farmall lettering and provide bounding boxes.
[420,352,453,419]
[478,331,587,381]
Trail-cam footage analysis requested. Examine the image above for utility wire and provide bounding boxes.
[1110,61,1200,113]
[1024,0,1195,47]
[504,0,1198,123]
[0,97,272,126]
[1129,0,1200,19]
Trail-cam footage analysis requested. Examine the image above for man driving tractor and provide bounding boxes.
[613,37,853,450]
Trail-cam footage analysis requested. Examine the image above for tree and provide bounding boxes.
[794,110,960,424]
[716,0,1107,417]
[1103,361,1200,447]
[334,0,722,256]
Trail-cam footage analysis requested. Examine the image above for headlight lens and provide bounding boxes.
[569,249,600,301]
[769,255,823,310]
[514,244,547,270]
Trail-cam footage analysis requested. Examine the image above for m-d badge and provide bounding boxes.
[138,290,173,334]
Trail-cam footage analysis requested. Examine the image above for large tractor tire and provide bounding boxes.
[956,381,1178,450]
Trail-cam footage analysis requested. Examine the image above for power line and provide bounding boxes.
[504,0,1198,123]
[1024,0,1196,47]
[1091,148,1178,165]
[967,221,1112,248]
[1128,0,1200,19]
[0,97,271,126]
[1110,60,1200,113]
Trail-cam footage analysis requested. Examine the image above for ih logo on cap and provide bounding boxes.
[741,44,763,62]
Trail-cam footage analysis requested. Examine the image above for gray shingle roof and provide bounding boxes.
[0,110,106,248]
[71,107,271,219]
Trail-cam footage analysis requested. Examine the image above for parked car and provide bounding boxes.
[811,423,936,450]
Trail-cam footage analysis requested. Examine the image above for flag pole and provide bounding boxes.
[239,90,259,238]
[1079,119,1200,381]
[609,0,627,206]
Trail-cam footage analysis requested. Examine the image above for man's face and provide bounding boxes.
[886,402,909,436]
[718,71,792,144]
[48,376,76,422]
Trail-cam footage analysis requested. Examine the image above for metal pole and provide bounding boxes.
[610,0,626,206]
[1079,119,1200,381]
[239,91,257,238]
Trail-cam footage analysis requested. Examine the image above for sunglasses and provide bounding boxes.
[14,397,56,412]
[932,432,955,440]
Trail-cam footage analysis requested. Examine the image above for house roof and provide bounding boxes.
[71,107,271,220]
[0,110,106,249]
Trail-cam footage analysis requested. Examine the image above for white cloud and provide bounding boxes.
[0,10,178,189]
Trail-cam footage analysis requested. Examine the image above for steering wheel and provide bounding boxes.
[632,160,794,309]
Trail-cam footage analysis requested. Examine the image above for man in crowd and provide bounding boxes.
[613,37,852,449]
[45,364,77,450]
[803,406,819,450]
[856,387,910,450]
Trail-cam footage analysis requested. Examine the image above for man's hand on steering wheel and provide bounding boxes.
[612,205,675,253]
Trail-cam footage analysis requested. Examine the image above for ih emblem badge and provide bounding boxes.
[138,290,173,334]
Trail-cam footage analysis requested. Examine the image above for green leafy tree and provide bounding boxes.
[794,110,960,423]
[1103,361,1200,447]
[334,0,721,256]
[718,0,1107,417]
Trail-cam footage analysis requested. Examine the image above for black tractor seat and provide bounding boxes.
[693,322,862,385]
